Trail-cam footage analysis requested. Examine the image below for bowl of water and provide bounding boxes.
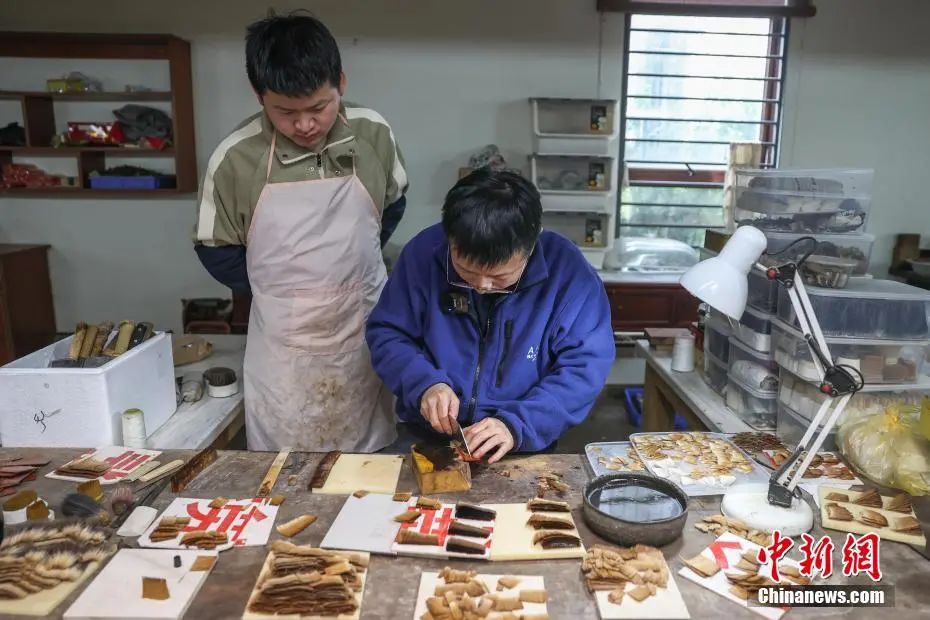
[582,473,688,547]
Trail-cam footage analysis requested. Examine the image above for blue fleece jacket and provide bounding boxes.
[366,224,615,452]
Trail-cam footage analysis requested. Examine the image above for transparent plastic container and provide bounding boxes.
[726,375,777,431]
[703,351,728,393]
[747,268,779,313]
[728,336,778,393]
[801,255,858,289]
[776,278,930,340]
[777,401,837,451]
[541,212,610,248]
[771,317,930,385]
[732,305,775,353]
[777,368,930,427]
[531,154,612,193]
[733,168,873,234]
[765,232,874,275]
[704,315,732,364]
[531,98,618,137]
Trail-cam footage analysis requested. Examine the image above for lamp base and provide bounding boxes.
[720,483,814,536]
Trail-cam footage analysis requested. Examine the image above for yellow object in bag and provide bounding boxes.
[838,404,930,496]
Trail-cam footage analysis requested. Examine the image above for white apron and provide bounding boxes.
[243,130,396,452]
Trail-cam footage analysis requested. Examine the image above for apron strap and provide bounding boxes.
[266,132,277,182]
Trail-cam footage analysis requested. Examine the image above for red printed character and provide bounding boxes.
[757,530,794,582]
[101,450,152,481]
[842,533,882,582]
[227,503,269,545]
[798,533,834,579]
[184,502,224,531]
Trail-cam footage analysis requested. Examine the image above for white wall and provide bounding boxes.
[2,0,929,333]
[780,0,930,275]
[0,0,623,332]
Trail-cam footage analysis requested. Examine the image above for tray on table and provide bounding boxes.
[583,441,646,479]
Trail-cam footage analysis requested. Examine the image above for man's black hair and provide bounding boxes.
[245,13,342,97]
[442,168,542,267]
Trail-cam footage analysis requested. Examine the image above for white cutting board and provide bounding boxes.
[314,454,404,495]
[818,486,927,546]
[320,493,402,555]
[46,446,162,484]
[137,498,278,550]
[64,549,216,620]
[243,549,369,620]
[594,570,690,620]
[487,503,585,561]
[412,572,548,620]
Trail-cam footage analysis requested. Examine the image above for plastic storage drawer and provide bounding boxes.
[728,336,778,392]
[776,278,930,340]
[777,368,930,428]
[777,402,836,451]
[747,268,779,313]
[703,352,728,393]
[732,306,775,353]
[764,232,874,276]
[732,168,873,234]
[771,317,930,385]
[531,154,612,193]
[704,316,733,364]
[726,375,777,431]
[531,98,618,137]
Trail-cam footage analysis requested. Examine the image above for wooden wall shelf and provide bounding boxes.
[0,32,196,197]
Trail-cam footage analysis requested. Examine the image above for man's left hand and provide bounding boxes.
[463,417,514,464]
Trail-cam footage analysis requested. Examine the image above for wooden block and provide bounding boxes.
[411,444,471,495]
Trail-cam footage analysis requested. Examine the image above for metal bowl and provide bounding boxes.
[582,473,689,547]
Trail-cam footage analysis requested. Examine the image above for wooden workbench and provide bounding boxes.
[8,447,930,619]
[637,339,754,434]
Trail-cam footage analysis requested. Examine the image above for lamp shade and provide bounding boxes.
[680,226,767,320]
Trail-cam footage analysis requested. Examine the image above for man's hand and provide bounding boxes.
[420,383,459,435]
[463,418,514,464]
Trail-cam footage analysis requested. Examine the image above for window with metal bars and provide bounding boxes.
[618,13,787,246]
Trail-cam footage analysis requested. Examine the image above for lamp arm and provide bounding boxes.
[750,262,861,508]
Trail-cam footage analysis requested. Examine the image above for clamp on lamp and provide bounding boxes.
[680,226,863,535]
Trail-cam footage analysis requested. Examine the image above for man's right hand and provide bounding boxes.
[420,383,459,435]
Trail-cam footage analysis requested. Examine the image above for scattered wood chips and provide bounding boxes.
[693,515,772,547]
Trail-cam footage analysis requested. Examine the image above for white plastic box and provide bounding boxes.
[777,401,837,451]
[531,98,619,155]
[771,317,930,385]
[777,368,930,428]
[703,352,728,393]
[726,375,778,431]
[728,336,778,392]
[776,278,930,340]
[0,333,176,447]
[732,168,873,234]
[732,306,775,353]
[531,154,613,213]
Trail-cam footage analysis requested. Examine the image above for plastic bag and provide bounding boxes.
[838,403,930,496]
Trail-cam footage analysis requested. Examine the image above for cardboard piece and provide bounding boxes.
[243,548,369,620]
[678,532,803,620]
[594,570,690,619]
[138,498,278,550]
[486,503,585,561]
[64,549,217,619]
[47,446,162,485]
[0,562,100,617]
[412,572,548,620]
[313,454,404,495]
[818,486,926,547]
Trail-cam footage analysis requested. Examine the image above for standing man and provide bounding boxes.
[193,14,408,452]
[367,170,614,462]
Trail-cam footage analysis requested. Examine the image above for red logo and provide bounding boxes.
[842,532,882,581]
[798,533,835,578]
[757,530,794,582]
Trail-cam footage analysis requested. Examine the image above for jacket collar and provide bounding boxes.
[266,104,357,166]
[435,233,549,293]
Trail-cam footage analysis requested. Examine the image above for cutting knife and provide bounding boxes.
[450,418,473,458]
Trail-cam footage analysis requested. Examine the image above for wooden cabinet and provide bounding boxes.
[604,281,698,332]
[0,245,56,364]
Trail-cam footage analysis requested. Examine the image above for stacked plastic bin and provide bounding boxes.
[529,98,620,269]
[771,278,930,449]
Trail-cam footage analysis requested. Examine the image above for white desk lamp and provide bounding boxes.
[680,226,864,535]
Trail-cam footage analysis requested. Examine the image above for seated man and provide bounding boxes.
[366,169,615,462]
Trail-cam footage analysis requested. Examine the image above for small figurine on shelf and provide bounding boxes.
[589,104,609,133]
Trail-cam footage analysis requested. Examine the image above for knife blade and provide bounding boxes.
[450,418,473,457]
